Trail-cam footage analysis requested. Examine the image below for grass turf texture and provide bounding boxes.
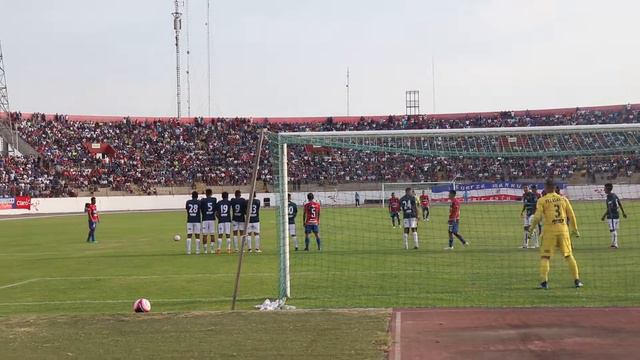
[0,311,389,359]
[1,201,639,315]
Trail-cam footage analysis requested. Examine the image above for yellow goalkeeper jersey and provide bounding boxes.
[531,193,578,235]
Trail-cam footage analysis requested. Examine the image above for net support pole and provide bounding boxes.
[231,128,266,310]
[278,140,291,299]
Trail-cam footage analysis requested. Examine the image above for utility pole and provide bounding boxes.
[172,1,183,121]
[432,56,436,114]
[206,0,212,117]
[346,67,350,116]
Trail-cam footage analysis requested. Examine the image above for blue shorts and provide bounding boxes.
[390,212,399,218]
[448,220,459,233]
[88,220,97,231]
[305,224,319,234]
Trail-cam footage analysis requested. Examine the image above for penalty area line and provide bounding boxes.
[0,273,281,290]
[0,278,42,290]
[1,270,420,289]
[0,297,244,306]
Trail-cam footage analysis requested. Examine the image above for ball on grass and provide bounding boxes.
[133,298,151,313]
[173,234,181,241]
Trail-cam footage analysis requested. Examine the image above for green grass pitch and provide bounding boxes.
[1,201,639,312]
[1,201,638,358]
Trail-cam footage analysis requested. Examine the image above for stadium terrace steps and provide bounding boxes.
[0,123,38,156]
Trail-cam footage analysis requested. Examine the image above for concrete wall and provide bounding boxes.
[2,185,636,216]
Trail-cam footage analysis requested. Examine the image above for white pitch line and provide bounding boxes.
[0,209,183,222]
[0,270,427,291]
[0,297,242,306]
[0,273,279,290]
[0,252,66,256]
[40,273,278,280]
[0,270,423,288]
[0,278,42,290]
[394,311,402,360]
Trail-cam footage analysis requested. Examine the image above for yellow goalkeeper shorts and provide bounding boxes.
[540,232,573,258]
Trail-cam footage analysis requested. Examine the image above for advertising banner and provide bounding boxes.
[431,182,566,203]
[0,196,32,210]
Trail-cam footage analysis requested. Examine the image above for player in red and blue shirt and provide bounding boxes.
[85,197,100,243]
[419,190,430,221]
[446,190,468,249]
[388,192,401,228]
[303,193,321,251]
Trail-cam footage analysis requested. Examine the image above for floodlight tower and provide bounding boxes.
[172,0,183,121]
[206,0,212,117]
[0,42,9,114]
[185,0,191,117]
[0,41,17,154]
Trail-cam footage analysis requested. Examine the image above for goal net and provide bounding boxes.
[381,181,455,209]
[268,124,640,308]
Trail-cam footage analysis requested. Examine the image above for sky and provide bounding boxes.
[1,0,639,118]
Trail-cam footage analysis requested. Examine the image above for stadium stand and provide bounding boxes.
[2,104,639,197]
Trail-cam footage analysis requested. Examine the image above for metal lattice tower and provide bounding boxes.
[206,0,212,117]
[0,41,10,115]
[0,40,19,155]
[185,0,191,118]
[172,1,183,121]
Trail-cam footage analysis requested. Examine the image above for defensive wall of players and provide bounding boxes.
[2,184,638,216]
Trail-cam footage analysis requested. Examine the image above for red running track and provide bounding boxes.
[389,307,640,360]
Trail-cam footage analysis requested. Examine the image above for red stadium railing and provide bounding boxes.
[15,103,640,125]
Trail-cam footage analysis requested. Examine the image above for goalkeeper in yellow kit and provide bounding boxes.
[529,178,583,289]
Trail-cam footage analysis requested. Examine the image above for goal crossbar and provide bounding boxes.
[270,123,640,159]
[277,123,640,139]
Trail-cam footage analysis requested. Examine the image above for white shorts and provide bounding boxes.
[202,220,216,235]
[186,222,201,235]
[247,222,260,234]
[218,222,231,235]
[233,221,246,232]
[403,218,418,229]
[608,218,620,231]
[289,224,297,237]
[523,215,534,227]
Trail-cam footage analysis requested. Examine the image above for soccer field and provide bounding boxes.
[1,201,639,358]
[1,201,639,314]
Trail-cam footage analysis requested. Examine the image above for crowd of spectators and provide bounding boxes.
[0,155,77,198]
[2,107,639,197]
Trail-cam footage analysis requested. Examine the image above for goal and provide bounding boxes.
[268,124,640,308]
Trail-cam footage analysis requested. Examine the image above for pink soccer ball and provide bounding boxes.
[133,298,151,313]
